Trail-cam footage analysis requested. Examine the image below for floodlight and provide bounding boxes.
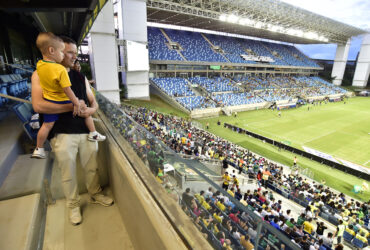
[227,14,239,23]
[304,32,319,40]
[295,30,303,37]
[219,14,227,21]
[239,18,252,26]
[287,28,297,36]
[269,25,280,32]
[255,21,263,29]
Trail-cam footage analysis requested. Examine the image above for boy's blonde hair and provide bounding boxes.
[36,32,63,55]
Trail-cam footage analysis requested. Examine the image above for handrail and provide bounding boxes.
[1,62,34,73]
[0,93,32,104]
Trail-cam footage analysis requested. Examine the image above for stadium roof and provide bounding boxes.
[0,0,108,44]
[147,0,367,45]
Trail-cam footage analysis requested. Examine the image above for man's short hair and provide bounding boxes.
[36,32,63,54]
[59,35,77,45]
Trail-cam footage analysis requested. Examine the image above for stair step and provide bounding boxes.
[201,33,230,63]
[43,191,134,250]
[160,28,187,61]
[0,193,41,250]
[0,112,23,188]
[0,155,48,201]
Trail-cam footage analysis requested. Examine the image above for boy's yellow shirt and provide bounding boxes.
[37,60,71,101]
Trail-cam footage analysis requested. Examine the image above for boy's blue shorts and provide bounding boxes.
[43,99,72,123]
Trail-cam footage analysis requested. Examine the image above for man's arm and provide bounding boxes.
[31,71,73,114]
[79,77,98,118]
[63,86,81,116]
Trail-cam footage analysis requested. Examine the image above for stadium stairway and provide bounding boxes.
[201,33,231,63]
[185,78,202,96]
[160,28,188,61]
[0,111,46,250]
[260,42,289,65]
[228,77,243,90]
[283,46,306,64]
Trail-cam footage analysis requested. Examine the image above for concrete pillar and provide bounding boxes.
[353,34,370,87]
[116,0,149,99]
[88,0,120,104]
[331,39,351,86]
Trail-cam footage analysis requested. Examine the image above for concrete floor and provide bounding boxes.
[43,190,134,250]
[0,193,40,250]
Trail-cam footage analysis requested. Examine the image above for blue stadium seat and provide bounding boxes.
[343,231,354,243]
[164,29,227,63]
[352,238,364,248]
[147,27,323,68]
[12,102,38,141]
[151,77,194,97]
[147,27,184,61]
[0,85,8,105]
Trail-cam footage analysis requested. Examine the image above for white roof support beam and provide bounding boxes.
[331,39,351,86]
[353,34,370,87]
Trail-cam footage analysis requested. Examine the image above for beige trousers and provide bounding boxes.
[51,134,102,208]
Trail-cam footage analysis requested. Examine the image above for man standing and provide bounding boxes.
[335,220,345,244]
[31,36,113,225]
[262,167,271,187]
[293,156,298,167]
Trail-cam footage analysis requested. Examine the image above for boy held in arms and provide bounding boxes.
[32,32,105,159]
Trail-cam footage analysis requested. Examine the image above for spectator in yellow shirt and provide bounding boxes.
[201,198,211,210]
[217,198,226,211]
[227,187,235,197]
[303,218,314,235]
[213,211,223,223]
[355,232,368,246]
[345,225,355,236]
[232,175,239,188]
[222,172,231,190]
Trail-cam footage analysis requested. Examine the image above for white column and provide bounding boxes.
[88,0,120,104]
[116,0,149,99]
[353,34,370,87]
[331,39,351,86]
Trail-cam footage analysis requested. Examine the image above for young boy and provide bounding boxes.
[32,32,105,159]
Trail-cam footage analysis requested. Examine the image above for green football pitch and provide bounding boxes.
[125,96,370,200]
[206,97,370,168]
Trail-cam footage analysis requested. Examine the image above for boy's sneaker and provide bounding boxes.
[88,131,106,142]
[31,147,46,159]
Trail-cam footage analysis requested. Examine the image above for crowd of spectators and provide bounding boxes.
[119,104,369,249]
[97,91,369,249]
